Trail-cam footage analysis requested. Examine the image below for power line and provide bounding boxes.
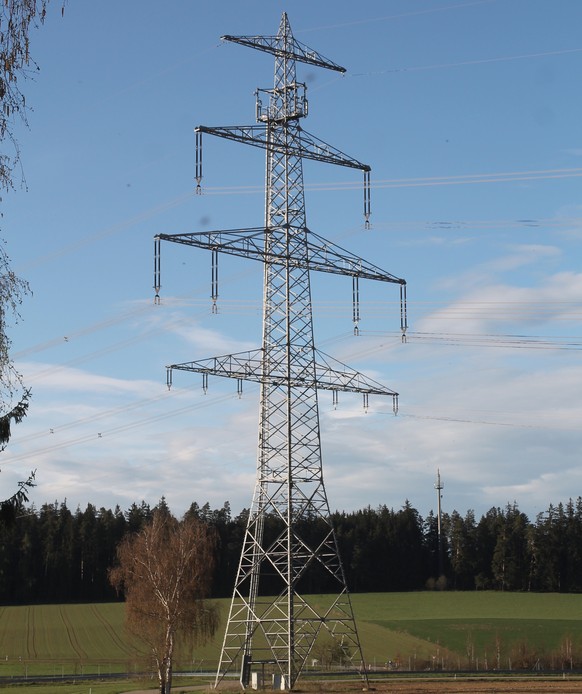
[198,166,582,196]
[14,293,582,367]
[351,47,582,78]
[4,391,238,467]
[398,412,577,431]
[406,332,582,351]
[14,168,581,277]
[9,389,184,446]
[299,1,496,33]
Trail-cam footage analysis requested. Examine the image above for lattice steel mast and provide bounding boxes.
[154,13,407,690]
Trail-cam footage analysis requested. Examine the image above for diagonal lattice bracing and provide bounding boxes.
[156,12,406,690]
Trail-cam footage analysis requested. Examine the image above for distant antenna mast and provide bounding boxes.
[435,469,444,577]
[155,12,407,690]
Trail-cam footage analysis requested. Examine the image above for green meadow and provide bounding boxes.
[351,592,582,669]
[2,593,582,678]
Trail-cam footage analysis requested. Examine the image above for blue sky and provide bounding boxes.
[2,0,582,520]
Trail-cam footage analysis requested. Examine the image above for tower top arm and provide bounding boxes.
[222,13,346,74]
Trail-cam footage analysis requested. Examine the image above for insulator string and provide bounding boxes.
[195,129,203,193]
[363,169,371,229]
[154,236,161,305]
[400,283,408,342]
[211,248,219,313]
[352,275,360,335]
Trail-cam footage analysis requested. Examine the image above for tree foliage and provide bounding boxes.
[0,259,31,519]
[109,505,218,694]
[0,245,29,406]
[0,0,64,401]
[0,245,32,516]
[0,0,65,193]
[0,0,66,515]
[0,386,33,524]
[5,496,582,606]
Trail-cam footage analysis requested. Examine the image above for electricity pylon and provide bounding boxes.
[154,13,407,690]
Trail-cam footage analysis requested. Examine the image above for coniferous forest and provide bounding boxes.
[2,497,582,605]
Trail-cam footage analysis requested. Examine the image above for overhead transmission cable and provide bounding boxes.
[351,46,582,78]
[15,168,582,276]
[5,391,241,467]
[199,167,582,197]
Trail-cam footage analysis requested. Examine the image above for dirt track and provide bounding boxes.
[356,680,582,693]
[298,681,582,694]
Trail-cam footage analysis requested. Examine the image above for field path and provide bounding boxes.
[89,604,134,657]
[58,605,87,660]
[25,606,37,658]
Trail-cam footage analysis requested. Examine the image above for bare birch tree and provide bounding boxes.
[109,506,218,694]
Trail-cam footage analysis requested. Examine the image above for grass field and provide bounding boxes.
[351,592,582,670]
[2,593,582,679]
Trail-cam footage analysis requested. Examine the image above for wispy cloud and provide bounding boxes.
[418,269,582,334]
[23,361,157,395]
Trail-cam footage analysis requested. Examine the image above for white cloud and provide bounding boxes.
[4,362,261,515]
[23,361,157,395]
[483,244,561,273]
[9,252,582,524]
[418,270,582,334]
[140,302,258,359]
[435,243,562,293]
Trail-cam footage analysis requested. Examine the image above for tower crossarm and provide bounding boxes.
[167,348,398,398]
[156,228,405,285]
[196,125,370,172]
[315,349,398,397]
[167,350,263,386]
[221,15,346,74]
[306,229,404,284]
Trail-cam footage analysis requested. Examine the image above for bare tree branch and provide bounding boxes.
[109,507,219,694]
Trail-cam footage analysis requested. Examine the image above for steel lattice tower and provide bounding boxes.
[154,13,407,690]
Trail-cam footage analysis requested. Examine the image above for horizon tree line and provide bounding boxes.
[2,496,582,604]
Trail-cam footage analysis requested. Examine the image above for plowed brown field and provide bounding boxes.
[165,678,582,693]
